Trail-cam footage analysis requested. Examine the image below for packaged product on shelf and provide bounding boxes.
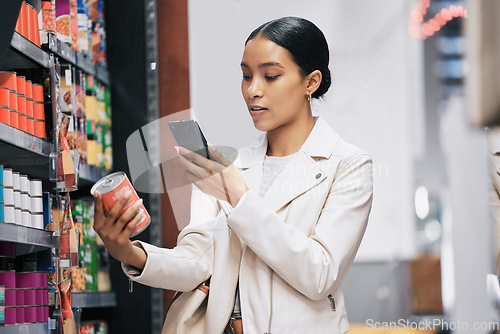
[77,116,87,164]
[77,0,90,54]
[75,71,86,118]
[0,285,4,326]
[83,243,97,292]
[57,273,76,333]
[42,192,53,230]
[59,64,75,113]
[56,0,73,45]
[57,113,80,190]
[95,124,104,169]
[62,267,84,291]
[103,126,112,171]
[90,23,101,64]
[97,246,110,292]
[82,201,97,245]
[47,252,59,292]
[59,194,79,268]
[39,0,56,44]
[70,0,78,51]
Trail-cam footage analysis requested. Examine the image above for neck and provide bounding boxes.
[266,112,316,157]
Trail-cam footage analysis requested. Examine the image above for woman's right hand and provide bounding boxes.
[93,191,147,269]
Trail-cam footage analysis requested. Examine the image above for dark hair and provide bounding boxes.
[245,17,331,99]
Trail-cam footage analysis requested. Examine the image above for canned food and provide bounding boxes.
[30,196,43,213]
[3,168,12,187]
[16,76,25,96]
[31,214,43,230]
[14,208,22,225]
[33,102,44,120]
[32,84,43,103]
[26,117,34,135]
[0,271,15,289]
[17,113,27,132]
[4,205,14,224]
[0,72,17,91]
[0,106,9,125]
[19,175,28,194]
[4,187,14,205]
[25,98,33,120]
[9,90,17,113]
[91,172,150,237]
[34,119,45,139]
[0,165,3,184]
[0,202,4,222]
[14,190,20,209]
[17,306,25,323]
[29,180,42,197]
[24,306,36,323]
[9,108,17,128]
[21,210,30,227]
[0,87,9,107]
[4,306,16,325]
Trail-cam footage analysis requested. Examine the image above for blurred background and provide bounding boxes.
[0,0,499,333]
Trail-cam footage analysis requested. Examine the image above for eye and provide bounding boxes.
[242,74,252,80]
[265,75,279,81]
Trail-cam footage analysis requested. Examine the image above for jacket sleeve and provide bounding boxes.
[121,184,220,292]
[227,153,373,300]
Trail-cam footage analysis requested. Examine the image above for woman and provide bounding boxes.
[93,16,373,334]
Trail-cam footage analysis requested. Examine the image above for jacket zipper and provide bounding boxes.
[265,269,274,334]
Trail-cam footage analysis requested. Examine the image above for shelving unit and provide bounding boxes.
[1,6,115,331]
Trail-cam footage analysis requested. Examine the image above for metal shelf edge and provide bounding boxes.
[70,292,117,308]
[0,223,56,248]
[10,32,50,68]
[0,323,48,334]
[0,123,53,157]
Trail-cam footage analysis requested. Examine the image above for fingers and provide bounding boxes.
[176,148,211,178]
[93,191,105,225]
[207,144,232,166]
[107,190,132,221]
[176,146,211,167]
[108,199,144,239]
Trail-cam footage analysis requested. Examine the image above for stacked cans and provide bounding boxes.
[0,71,46,139]
[14,1,41,47]
[2,167,44,229]
[0,271,49,325]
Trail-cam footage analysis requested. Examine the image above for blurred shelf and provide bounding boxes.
[52,291,116,309]
[0,123,53,181]
[79,163,108,186]
[46,33,75,65]
[95,65,110,86]
[75,52,94,77]
[72,292,116,308]
[9,32,50,68]
[0,224,57,253]
[0,323,48,334]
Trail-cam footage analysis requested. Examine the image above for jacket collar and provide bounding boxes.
[235,116,340,212]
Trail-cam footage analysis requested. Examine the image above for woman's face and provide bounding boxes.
[240,35,310,132]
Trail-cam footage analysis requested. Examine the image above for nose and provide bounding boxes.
[246,77,263,99]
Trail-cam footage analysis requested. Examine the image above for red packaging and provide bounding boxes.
[16,306,25,324]
[5,307,16,325]
[0,71,17,91]
[33,102,44,120]
[32,84,44,102]
[41,1,56,32]
[91,172,151,237]
[27,117,34,135]
[34,119,45,138]
[57,273,76,333]
[0,87,9,107]
[0,107,9,128]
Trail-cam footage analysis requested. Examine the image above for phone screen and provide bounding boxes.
[168,120,214,161]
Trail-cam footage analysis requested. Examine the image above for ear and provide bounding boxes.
[305,70,322,96]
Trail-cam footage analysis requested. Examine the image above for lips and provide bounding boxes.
[249,105,268,117]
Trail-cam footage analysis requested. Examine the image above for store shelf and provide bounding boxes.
[0,323,48,334]
[72,292,116,308]
[0,123,53,181]
[75,52,95,77]
[95,65,110,86]
[46,33,76,65]
[10,32,50,68]
[79,163,108,186]
[0,223,57,249]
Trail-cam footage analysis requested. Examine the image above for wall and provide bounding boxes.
[187,0,424,262]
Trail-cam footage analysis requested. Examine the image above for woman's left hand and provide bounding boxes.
[176,145,249,208]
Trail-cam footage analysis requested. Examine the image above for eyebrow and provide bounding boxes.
[240,61,285,69]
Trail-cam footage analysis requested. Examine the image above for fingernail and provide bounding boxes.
[124,191,132,200]
[174,146,180,154]
[94,190,100,198]
[136,199,143,206]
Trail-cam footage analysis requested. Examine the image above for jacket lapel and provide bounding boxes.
[235,116,341,213]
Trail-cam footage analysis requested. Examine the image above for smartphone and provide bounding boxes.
[168,120,215,161]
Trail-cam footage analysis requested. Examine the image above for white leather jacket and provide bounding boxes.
[123,116,373,334]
